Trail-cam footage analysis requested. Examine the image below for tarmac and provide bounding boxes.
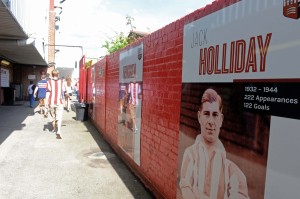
[0,99,154,199]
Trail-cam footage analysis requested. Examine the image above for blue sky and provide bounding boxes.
[54,0,214,67]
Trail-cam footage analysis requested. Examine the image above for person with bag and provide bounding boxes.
[27,81,35,108]
[64,76,73,112]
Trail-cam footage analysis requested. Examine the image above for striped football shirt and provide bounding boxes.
[128,82,141,105]
[46,78,65,106]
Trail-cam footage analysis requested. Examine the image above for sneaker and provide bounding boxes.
[132,127,138,133]
[56,134,62,139]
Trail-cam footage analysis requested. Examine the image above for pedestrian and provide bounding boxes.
[34,74,48,117]
[74,80,79,101]
[179,88,250,199]
[45,69,66,139]
[27,80,35,108]
[61,76,66,106]
[65,76,73,112]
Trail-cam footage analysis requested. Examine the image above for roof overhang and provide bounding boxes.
[0,1,47,66]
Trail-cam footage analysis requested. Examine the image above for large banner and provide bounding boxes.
[118,43,143,166]
[177,1,300,199]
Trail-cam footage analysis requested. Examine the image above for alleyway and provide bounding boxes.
[0,100,154,199]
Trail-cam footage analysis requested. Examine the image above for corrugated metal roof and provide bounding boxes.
[0,1,47,66]
[0,1,27,39]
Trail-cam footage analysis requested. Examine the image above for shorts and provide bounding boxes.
[128,104,137,120]
[39,98,46,107]
[49,104,63,122]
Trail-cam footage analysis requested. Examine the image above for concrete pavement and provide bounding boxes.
[0,100,154,199]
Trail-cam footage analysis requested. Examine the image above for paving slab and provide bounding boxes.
[0,101,154,199]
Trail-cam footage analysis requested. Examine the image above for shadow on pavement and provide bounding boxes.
[0,101,35,145]
[0,100,155,198]
[80,119,155,199]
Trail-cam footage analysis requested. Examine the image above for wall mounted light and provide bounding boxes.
[1,60,10,66]
[48,62,56,68]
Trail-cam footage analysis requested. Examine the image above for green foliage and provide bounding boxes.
[101,32,131,54]
[101,15,138,55]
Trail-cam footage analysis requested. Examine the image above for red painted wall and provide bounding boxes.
[79,56,87,103]
[86,0,240,198]
[87,66,93,104]
[105,52,120,145]
[90,58,107,133]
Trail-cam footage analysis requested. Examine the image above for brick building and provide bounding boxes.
[0,0,58,104]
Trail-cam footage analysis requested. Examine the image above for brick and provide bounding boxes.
[88,1,233,198]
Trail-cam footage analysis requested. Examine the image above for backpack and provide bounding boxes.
[31,84,36,92]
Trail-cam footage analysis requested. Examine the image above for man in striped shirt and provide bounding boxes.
[128,81,141,132]
[179,89,249,199]
[34,74,48,117]
[45,69,66,139]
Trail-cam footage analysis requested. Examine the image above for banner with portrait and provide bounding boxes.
[118,43,143,166]
[177,1,300,199]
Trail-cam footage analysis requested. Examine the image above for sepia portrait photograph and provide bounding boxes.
[177,83,270,199]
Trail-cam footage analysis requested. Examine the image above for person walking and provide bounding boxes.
[34,74,48,117]
[61,76,66,107]
[74,80,79,101]
[64,76,73,112]
[45,69,66,139]
[27,81,35,108]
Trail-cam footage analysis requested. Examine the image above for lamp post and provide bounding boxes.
[45,44,83,57]
[45,44,83,78]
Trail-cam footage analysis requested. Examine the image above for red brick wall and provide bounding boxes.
[47,0,55,75]
[79,56,87,103]
[89,0,240,198]
[20,66,47,99]
[87,66,93,104]
[105,52,120,144]
[0,64,46,103]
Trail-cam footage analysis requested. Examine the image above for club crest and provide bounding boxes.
[283,0,300,19]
